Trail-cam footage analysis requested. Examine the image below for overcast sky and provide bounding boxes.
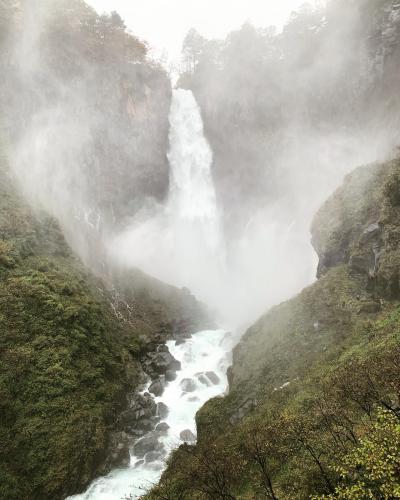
[86,0,316,61]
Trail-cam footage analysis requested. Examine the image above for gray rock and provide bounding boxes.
[180,378,196,392]
[134,435,163,458]
[157,402,169,419]
[361,223,381,240]
[128,393,157,419]
[165,369,177,382]
[205,371,220,385]
[129,428,146,438]
[145,451,164,463]
[157,344,169,353]
[134,459,144,468]
[135,418,153,432]
[196,373,212,386]
[149,378,164,397]
[196,373,212,387]
[142,348,181,377]
[229,398,257,425]
[180,429,196,442]
[105,432,130,468]
[155,422,170,434]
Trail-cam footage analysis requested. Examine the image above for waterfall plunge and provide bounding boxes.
[111,87,317,330]
[110,89,226,309]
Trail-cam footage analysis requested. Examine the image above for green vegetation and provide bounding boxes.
[148,159,400,499]
[0,145,135,499]
[0,143,207,498]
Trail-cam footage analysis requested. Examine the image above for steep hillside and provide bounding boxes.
[150,157,400,499]
[0,0,172,266]
[0,143,208,500]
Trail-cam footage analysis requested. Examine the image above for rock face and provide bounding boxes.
[101,432,131,471]
[155,157,400,499]
[178,1,400,242]
[312,160,400,299]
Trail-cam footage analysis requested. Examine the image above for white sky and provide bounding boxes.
[86,0,314,61]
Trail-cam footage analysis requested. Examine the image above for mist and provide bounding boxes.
[1,0,399,333]
[106,1,399,330]
[1,1,400,498]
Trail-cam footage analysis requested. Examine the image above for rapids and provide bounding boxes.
[70,330,231,499]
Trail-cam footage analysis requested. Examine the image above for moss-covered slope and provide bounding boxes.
[0,147,207,500]
[150,158,400,499]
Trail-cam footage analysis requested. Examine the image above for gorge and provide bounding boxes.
[0,1,399,499]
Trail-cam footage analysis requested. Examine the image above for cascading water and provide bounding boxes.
[71,331,231,500]
[111,90,317,330]
[110,89,226,309]
[70,90,231,499]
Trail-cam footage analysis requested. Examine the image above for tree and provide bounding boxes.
[239,421,281,499]
[317,409,400,499]
[182,28,206,73]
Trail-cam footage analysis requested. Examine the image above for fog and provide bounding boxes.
[86,0,320,61]
[2,0,399,332]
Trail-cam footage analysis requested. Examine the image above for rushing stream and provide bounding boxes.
[70,90,231,498]
[72,330,231,499]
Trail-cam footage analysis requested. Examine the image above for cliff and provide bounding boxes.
[0,135,208,499]
[179,0,400,240]
[150,157,400,499]
[0,0,172,267]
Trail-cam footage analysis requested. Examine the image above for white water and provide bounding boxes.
[70,330,230,499]
[70,90,232,499]
[110,89,226,314]
[110,89,317,329]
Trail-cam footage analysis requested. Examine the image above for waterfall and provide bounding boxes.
[109,89,225,307]
[69,90,231,499]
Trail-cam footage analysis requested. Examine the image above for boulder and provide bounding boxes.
[119,392,157,432]
[196,373,212,386]
[142,348,181,378]
[155,422,170,434]
[157,402,169,419]
[206,371,220,385]
[133,434,163,458]
[179,429,196,442]
[145,451,164,463]
[165,369,177,382]
[149,378,164,397]
[180,378,196,393]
